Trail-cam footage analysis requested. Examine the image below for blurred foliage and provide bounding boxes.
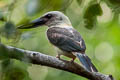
[76,0,82,6]
[1,59,31,80]
[83,1,103,29]
[0,22,17,39]
[105,0,120,13]
[25,0,73,16]
[0,0,120,80]
[0,12,5,21]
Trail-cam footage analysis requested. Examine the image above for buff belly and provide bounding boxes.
[54,46,76,58]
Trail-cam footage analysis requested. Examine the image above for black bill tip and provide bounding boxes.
[17,17,47,29]
[17,23,35,29]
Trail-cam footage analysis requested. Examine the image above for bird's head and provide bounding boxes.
[18,11,72,29]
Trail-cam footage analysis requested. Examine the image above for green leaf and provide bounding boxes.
[83,1,102,29]
[85,17,97,29]
[84,3,103,18]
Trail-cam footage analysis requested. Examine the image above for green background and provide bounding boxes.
[0,0,120,80]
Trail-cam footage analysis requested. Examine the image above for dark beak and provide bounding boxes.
[17,17,47,29]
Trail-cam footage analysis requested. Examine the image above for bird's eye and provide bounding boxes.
[45,14,52,19]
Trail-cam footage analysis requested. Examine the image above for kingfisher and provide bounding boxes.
[18,11,98,72]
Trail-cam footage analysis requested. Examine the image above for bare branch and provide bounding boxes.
[0,43,114,80]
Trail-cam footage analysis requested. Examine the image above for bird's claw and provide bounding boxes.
[70,58,75,63]
[56,54,61,60]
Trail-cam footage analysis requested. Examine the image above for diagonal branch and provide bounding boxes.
[0,43,114,80]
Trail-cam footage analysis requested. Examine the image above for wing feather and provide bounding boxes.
[47,27,86,52]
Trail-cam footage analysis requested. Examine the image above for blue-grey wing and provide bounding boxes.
[47,27,86,52]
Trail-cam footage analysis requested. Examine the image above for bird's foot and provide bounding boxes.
[70,58,76,63]
[56,54,61,60]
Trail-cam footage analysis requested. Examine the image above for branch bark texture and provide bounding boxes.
[0,43,114,80]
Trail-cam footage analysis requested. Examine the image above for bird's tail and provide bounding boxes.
[74,52,98,72]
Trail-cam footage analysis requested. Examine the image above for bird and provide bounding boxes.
[18,11,98,72]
